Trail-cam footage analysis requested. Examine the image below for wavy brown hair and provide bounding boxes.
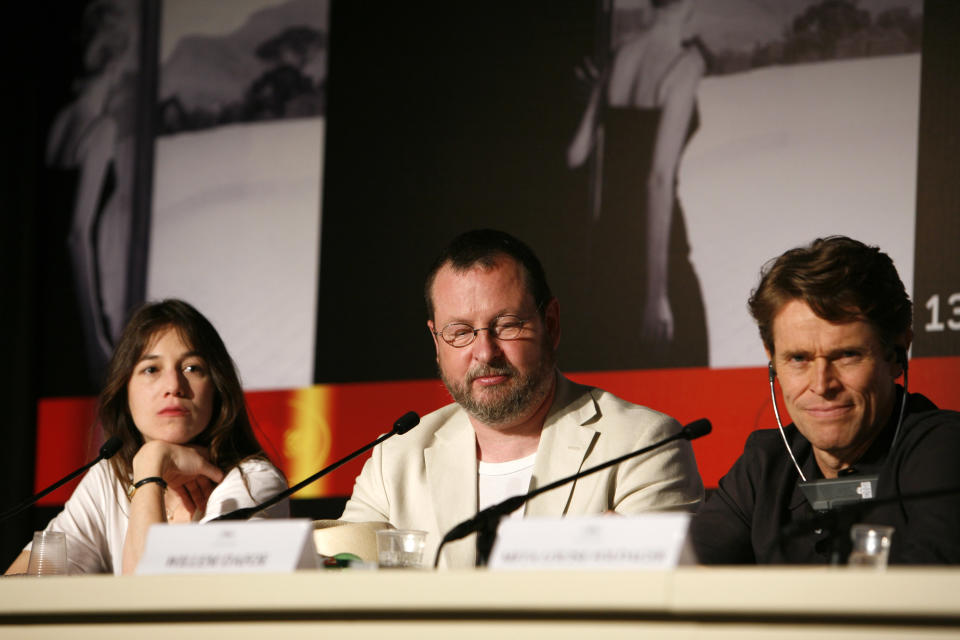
[748,236,912,355]
[100,299,267,491]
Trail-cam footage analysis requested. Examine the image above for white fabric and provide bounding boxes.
[28,457,288,575]
[478,453,536,519]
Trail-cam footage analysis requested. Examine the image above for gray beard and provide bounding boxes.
[440,353,555,426]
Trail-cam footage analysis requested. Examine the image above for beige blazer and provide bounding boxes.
[340,373,703,568]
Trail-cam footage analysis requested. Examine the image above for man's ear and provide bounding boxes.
[544,298,561,350]
[893,329,913,377]
[427,320,440,359]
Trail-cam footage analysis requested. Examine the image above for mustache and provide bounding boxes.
[466,362,517,384]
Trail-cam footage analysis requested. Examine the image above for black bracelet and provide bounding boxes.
[133,476,167,490]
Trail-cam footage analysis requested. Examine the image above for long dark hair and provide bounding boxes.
[99,299,266,491]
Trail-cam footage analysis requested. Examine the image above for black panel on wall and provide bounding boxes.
[316,1,596,384]
[0,2,64,571]
[913,0,960,357]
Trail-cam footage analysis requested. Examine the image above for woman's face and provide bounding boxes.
[127,327,215,444]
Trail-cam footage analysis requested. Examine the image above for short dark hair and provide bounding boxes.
[99,299,267,491]
[748,236,912,354]
[424,229,553,321]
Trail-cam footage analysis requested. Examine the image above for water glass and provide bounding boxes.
[27,531,67,576]
[848,524,894,569]
[376,529,427,569]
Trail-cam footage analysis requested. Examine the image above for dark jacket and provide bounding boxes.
[692,390,960,564]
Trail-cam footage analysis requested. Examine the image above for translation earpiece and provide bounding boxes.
[895,346,908,373]
[768,362,776,383]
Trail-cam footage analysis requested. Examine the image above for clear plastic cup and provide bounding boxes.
[376,529,427,569]
[27,531,67,576]
[848,524,894,569]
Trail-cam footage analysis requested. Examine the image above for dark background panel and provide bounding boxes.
[316,1,597,384]
[912,0,960,357]
[31,3,101,397]
[2,2,56,571]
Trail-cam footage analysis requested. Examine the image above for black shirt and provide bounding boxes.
[692,390,960,564]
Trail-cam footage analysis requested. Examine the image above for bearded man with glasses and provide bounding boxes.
[340,229,703,568]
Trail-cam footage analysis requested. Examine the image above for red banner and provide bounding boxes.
[36,356,960,505]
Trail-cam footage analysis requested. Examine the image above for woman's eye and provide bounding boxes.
[184,363,205,374]
[140,366,158,375]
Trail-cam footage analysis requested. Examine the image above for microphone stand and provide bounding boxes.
[781,485,960,565]
[436,418,712,568]
[211,411,420,521]
[0,437,123,523]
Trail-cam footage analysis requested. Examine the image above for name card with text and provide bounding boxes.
[488,513,693,570]
[137,519,318,575]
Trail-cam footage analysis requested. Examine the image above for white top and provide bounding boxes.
[478,452,537,519]
[28,457,289,575]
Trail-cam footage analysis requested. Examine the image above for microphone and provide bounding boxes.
[0,436,123,523]
[436,418,712,567]
[680,418,711,440]
[211,411,420,521]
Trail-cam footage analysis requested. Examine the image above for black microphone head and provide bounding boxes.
[99,436,123,459]
[393,411,420,435]
[681,419,711,440]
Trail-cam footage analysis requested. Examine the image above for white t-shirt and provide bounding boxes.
[478,452,537,519]
[28,457,288,574]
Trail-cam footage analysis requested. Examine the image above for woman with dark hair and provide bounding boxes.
[567,0,708,369]
[6,299,287,575]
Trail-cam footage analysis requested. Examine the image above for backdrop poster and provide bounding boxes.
[30,1,958,510]
[315,0,925,381]
[149,0,327,391]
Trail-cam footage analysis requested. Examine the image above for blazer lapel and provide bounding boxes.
[425,411,478,567]
[525,375,599,517]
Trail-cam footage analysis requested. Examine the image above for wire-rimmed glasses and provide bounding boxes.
[433,314,531,348]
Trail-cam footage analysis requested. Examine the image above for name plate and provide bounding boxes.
[137,519,318,575]
[488,513,693,570]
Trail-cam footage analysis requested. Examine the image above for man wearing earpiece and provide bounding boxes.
[692,236,960,564]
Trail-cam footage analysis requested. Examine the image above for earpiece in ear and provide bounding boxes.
[895,346,908,372]
[768,362,776,383]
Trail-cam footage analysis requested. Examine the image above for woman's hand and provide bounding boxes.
[573,56,601,95]
[163,475,217,522]
[641,291,674,345]
[133,441,224,493]
[133,441,223,519]
[122,442,225,574]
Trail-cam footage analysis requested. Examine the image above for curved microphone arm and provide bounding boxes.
[0,436,123,523]
[434,418,712,568]
[212,411,420,521]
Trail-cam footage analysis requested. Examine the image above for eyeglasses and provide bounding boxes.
[433,314,532,348]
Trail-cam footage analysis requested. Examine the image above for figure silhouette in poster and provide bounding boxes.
[45,0,142,380]
[567,0,708,369]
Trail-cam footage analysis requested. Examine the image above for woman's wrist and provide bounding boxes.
[131,441,168,480]
[133,476,167,490]
[130,476,167,499]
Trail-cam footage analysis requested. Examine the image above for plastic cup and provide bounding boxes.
[848,524,894,569]
[376,529,427,569]
[27,531,67,576]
